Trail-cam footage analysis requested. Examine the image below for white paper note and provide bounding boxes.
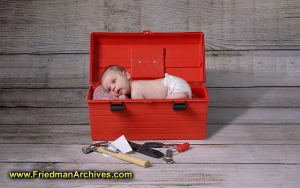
[110,135,132,153]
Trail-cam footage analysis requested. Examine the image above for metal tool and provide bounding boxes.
[82,141,109,154]
[128,141,164,158]
[82,142,150,168]
[162,149,175,164]
[143,142,190,154]
[142,142,176,148]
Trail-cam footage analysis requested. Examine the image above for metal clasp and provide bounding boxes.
[173,102,187,110]
[110,102,124,111]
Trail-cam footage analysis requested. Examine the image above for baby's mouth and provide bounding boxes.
[117,88,121,95]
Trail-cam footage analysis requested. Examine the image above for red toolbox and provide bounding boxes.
[87,31,208,140]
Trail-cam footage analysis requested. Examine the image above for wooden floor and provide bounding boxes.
[1,105,300,187]
[1,0,300,187]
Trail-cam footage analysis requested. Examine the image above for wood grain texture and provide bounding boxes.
[0,89,88,108]
[0,0,300,53]
[0,108,299,125]
[208,87,300,107]
[0,50,299,88]
[1,87,300,108]
[206,50,300,87]
[0,54,89,88]
[1,144,299,164]
[1,124,299,144]
[1,163,300,187]
[1,0,299,187]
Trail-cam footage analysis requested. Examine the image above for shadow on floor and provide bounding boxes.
[204,69,269,139]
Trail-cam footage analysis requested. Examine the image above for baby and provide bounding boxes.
[97,65,192,99]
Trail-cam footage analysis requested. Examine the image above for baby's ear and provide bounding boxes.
[123,70,131,79]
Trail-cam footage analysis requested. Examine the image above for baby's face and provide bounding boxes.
[102,70,130,96]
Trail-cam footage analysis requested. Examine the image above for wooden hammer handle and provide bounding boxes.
[96,146,150,168]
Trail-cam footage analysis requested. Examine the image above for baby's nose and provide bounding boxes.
[111,86,117,94]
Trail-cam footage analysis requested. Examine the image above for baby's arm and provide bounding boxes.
[118,95,128,100]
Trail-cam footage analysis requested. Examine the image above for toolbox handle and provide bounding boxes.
[173,102,187,110]
[143,30,152,34]
[110,103,124,111]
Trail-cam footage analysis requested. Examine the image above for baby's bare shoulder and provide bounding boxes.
[131,81,144,99]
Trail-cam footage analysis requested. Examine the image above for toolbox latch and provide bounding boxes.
[173,102,187,110]
[110,103,124,111]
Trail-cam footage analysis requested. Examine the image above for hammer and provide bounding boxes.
[82,142,150,168]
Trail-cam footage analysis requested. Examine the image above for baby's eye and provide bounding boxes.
[112,79,116,84]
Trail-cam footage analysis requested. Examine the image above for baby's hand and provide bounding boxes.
[118,95,128,100]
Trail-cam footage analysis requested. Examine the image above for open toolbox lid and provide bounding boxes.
[90,31,205,87]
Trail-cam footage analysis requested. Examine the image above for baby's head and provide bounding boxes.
[101,65,131,97]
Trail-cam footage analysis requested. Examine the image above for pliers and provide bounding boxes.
[143,142,190,153]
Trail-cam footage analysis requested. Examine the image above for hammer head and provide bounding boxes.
[82,142,108,154]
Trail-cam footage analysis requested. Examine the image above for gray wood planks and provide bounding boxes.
[1,0,300,187]
[1,163,300,187]
[1,107,299,125]
[1,124,300,144]
[1,0,300,53]
[1,144,299,164]
[1,87,300,107]
[1,51,299,88]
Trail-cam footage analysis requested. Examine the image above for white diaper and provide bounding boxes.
[162,73,192,98]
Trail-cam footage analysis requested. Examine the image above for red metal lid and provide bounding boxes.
[90,31,205,87]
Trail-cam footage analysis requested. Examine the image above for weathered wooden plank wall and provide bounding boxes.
[1,0,300,53]
[0,51,299,88]
[1,0,300,187]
